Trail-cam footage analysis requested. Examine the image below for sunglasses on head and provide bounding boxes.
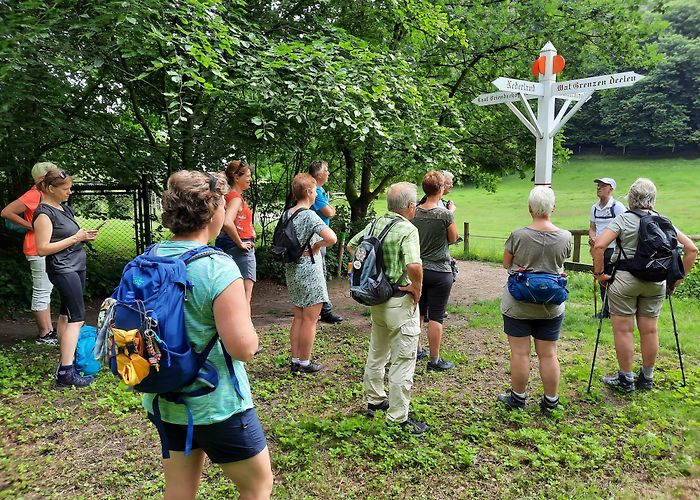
[207,173,219,192]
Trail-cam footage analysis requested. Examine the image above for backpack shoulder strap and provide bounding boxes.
[376,217,402,243]
[183,246,230,265]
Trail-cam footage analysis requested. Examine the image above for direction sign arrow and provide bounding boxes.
[472,91,538,106]
[553,71,644,95]
[492,77,544,96]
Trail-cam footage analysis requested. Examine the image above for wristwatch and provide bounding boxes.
[593,271,604,276]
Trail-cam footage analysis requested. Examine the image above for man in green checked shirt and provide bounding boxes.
[347,182,427,435]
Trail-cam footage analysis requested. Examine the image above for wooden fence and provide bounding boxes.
[462,222,700,273]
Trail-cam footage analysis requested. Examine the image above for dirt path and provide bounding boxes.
[0,260,507,341]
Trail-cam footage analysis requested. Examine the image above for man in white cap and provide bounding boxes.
[588,177,625,318]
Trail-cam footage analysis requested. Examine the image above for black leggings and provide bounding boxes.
[48,270,86,323]
[419,269,454,324]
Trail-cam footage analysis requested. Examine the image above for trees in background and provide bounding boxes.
[564,0,700,154]
[0,0,668,219]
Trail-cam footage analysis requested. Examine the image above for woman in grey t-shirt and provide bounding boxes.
[593,178,697,392]
[498,186,572,413]
[412,171,459,371]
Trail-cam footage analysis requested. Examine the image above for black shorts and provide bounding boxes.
[419,269,454,324]
[48,270,86,323]
[148,408,267,464]
[503,314,564,341]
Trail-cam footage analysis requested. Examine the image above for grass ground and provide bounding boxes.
[1,271,698,498]
[370,156,700,262]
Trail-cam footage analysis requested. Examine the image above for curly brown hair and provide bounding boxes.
[422,171,445,197]
[224,160,250,185]
[37,168,72,193]
[162,171,229,234]
[291,173,316,201]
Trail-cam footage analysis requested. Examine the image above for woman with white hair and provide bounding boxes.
[498,186,572,413]
[593,178,697,392]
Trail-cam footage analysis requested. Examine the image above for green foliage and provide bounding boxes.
[2,280,700,497]
[675,260,700,300]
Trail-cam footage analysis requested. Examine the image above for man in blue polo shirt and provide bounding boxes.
[309,160,343,324]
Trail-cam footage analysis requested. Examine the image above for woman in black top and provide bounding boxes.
[33,168,99,388]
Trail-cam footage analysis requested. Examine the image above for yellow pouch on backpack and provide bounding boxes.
[112,328,150,386]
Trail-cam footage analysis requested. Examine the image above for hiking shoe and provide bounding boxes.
[293,360,323,374]
[602,372,635,393]
[56,365,95,388]
[36,330,58,346]
[416,347,428,361]
[497,390,526,410]
[636,371,654,391]
[320,312,343,324]
[366,399,390,417]
[398,416,429,435]
[427,358,455,371]
[540,396,563,415]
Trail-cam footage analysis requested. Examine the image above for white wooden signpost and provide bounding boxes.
[472,42,644,186]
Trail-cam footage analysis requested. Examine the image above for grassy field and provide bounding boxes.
[0,270,698,498]
[370,156,700,261]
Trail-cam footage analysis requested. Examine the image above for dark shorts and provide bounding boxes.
[48,270,86,323]
[419,269,453,324]
[224,240,257,282]
[148,408,267,464]
[503,314,564,341]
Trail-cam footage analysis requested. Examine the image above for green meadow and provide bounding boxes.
[371,156,700,261]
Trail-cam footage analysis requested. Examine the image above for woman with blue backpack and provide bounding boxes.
[142,171,273,499]
[498,186,572,413]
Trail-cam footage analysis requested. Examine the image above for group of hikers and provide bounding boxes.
[2,161,697,499]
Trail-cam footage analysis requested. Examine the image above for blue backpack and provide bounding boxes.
[101,244,244,457]
[507,271,568,305]
[75,325,101,376]
[350,217,401,306]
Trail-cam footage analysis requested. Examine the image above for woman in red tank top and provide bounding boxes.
[216,160,257,308]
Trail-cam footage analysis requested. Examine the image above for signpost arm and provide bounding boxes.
[549,91,594,138]
[505,102,542,138]
[551,99,572,131]
[518,93,543,137]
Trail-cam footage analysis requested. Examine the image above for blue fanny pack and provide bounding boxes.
[507,272,568,305]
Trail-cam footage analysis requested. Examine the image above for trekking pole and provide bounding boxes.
[587,280,608,394]
[668,294,686,387]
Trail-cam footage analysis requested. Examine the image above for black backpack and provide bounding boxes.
[271,208,315,263]
[616,210,685,285]
[349,217,401,306]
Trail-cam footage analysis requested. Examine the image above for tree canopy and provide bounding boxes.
[0,0,670,217]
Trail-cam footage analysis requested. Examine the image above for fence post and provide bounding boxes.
[572,233,581,263]
[463,222,470,256]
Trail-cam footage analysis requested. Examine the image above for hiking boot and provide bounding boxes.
[398,416,429,435]
[636,371,654,391]
[602,372,635,393]
[427,358,455,371]
[290,361,300,373]
[366,399,389,417]
[416,347,428,361]
[293,360,323,374]
[539,396,563,415]
[497,390,526,410]
[320,312,343,324]
[36,330,58,346]
[56,365,95,388]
